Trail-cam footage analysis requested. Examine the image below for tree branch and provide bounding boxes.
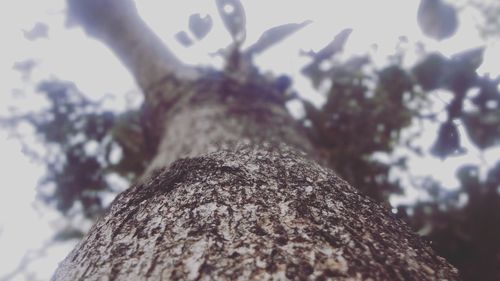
[67,0,197,92]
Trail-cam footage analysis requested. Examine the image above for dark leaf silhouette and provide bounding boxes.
[302,28,352,76]
[472,76,500,111]
[215,0,246,43]
[462,110,500,149]
[189,13,213,40]
[13,59,37,78]
[451,47,485,71]
[457,165,480,190]
[446,50,482,93]
[417,0,458,40]
[431,121,464,158]
[412,53,448,91]
[313,28,352,62]
[175,31,194,47]
[245,21,312,56]
[23,22,49,41]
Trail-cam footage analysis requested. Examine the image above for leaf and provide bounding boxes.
[23,22,49,41]
[215,0,246,43]
[417,0,458,40]
[451,47,485,71]
[445,48,483,93]
[301,28,352,75]
[273,75,292,93]
[189,13,213,40]
[486,161,500,187]
[13,59,37,77]
[456,165,480,190]
[378,65,413,97]
[462,110,500,149]
[472,77,500,110]
[311,28,352,64]
[174,31,194,47]
[245,20,312,56]
[431,121,464,158]
[412,53,449,91]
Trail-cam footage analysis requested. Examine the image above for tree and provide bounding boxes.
[47,0,464,279]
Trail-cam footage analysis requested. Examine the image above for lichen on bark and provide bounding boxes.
[54,144,459,280]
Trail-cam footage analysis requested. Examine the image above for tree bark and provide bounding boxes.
[54,1,460,280]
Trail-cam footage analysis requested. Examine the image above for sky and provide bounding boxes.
[0,0,499,280]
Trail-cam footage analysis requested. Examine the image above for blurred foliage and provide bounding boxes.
[468,0,500,39]
[300,25,500,280]
[1,81,150,219]
[302,61,414,202]
[417,0,458,40]
[295,1,500,278]
[397,162,500,281]
[178,0,311,79]
[22,22,49,41]
[3,0,500,280]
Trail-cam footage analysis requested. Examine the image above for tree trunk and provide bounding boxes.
[54,1,460,280]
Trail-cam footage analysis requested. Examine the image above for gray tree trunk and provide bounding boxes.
[54,1,460,280]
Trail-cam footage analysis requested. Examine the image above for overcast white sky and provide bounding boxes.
[0,0,499,280]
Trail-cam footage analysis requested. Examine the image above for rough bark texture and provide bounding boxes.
[145,72,317,173]
[54,144,458,280]
[55,1,461,280]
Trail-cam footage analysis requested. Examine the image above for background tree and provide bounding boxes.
[1,0,499,280]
